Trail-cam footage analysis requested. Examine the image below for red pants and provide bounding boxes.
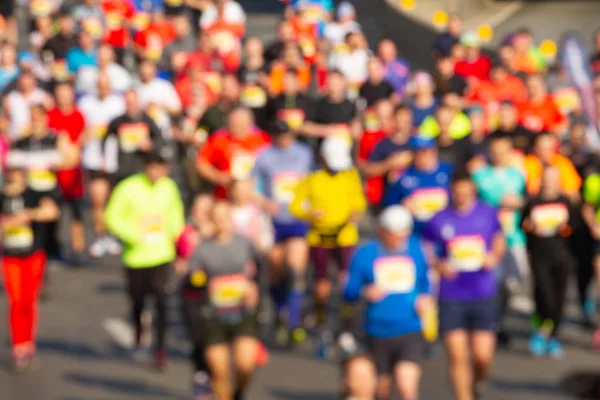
[2,251,46,355]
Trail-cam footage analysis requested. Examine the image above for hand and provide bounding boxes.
[244,282,260,309]
[591,225,600,240]
[402,197,416,214]
[437,260,457,279]
[364,284,386,303]
[264,201,280,216]
[386,151,412,170]
[521,218,535,233]
[216,173,233,187]
[349,211,361,224]
[483,253,499,270]
[310,210,324,221]
[139,138,152,152]
[415,294,434,315]
[501,194,521,208]
[9,212,32,226]
[174,259,188,277]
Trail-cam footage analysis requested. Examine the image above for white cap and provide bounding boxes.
[320,136,353,172]
[378,205,413,235]
[337,2,356,19]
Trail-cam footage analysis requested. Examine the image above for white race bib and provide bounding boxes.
[373,256,416,294]
[448,235,486,272]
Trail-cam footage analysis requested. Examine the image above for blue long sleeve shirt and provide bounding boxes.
[344,237,430,338]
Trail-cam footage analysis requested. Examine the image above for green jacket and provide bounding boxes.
[105,173,185,268]
[419,112,472,140]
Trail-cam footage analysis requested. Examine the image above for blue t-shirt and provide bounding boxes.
[252,142,314,223]
[344,237,430,338]
[290,0,334,11]
[384,59,410,96]
[411,99,438,127]
[383,162,452,234]
[0,66,19,91]
[369,137,411,189]
[130,0,164,11]
[66,48,97,73]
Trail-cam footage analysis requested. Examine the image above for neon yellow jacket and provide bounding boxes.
[289,168,366,248]
[105,173,185,268]
[419,112,472,140]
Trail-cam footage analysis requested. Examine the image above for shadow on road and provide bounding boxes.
[38,339,108,360]
[269,388,338,400]
[63,372,184,399]
[490,378,567,398]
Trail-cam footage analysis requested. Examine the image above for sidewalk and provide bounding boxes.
[386,0,523,32]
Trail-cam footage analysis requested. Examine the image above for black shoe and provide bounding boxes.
[497,331,511,349]
[581,318,597,331]
[233,390,243,400]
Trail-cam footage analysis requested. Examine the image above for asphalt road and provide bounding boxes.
[3,1,600,400]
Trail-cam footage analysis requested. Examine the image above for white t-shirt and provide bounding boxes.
[76,63,132,96]
[329,48,370,93]
[78,93,125,171]
[323,21,361,46]
[5,89,48,140]
[200,1,246,29]
[136,78,182,139]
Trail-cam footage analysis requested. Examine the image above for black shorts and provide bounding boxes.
[592,240,600,257]
[202,311,258,347]
[63,197,84,222]
[367,332,427,375]
[87,169,115,184]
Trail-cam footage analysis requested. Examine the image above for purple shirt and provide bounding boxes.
[384,58,410,97]
[424,201,501,301]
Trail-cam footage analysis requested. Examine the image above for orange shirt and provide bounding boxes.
[269,62,311,95]
[523,154,582,196]
[198,129,271,199]
[518,96,566,134]
[101,0,134,48]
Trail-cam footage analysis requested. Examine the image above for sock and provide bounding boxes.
[269,285,286,318]
[287,289,305,329]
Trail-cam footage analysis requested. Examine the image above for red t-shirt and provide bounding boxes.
[518,95,566,133]
[358,130,387,206]
[47,107,85,199]
[454,55,492,81]
[197,129,271,199]
[101,0,134,48]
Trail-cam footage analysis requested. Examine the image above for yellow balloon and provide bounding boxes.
[400,0,415,11]
[432,10,448,29]
[478,24,493,42]
[540,39,557,58]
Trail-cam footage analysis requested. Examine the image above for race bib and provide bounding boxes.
[240,85,267,108]
[118,123,149,153]
[330,124,353,145]
[212,30,237,54]
[363,109,380,132]
[166,0,184,5]
[203,72,222,95]
[146,34,164,62]
[51,60,70,81]
[373,256,416,294]
[230,152,256,180]
[448,235,486,272]
[82,18,104,39]
[277,109,305,131]
[132,12,151,31]
[93,124,107,139]
[209,274,248,309]
[299,37,316,59]
[30,0,53,17]
[27,169,57,192]
[302,5,325,24]
[498,208,516,235]
[272,172,302,204]
[347,81,363,100]
[3,226,34,249]
[530,203,568,237]
[410,188,448,222]
[553,87,581,116]
[106,12,123,29]
[140,215,165,244]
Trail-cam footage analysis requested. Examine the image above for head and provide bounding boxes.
[344,356,378,400]
[211,200,233,236]
[460,32,481,60]
[394,105,413,137]
[412,137,438,171]
[270,120,295,149]
[244,36,264,59]
[78,31,94,51]
[17,72,36,93]
[489,135,513,167]
[320,136,353,173]
[377,205,413,250]
[97,44,115,68]
[30,104,48,134]
[221,73,241,103]
[498,101,517,129]
[436,56,455,77]
[435,105,455,136]
[172,14,190,37]
[442,92,462,113]
[526,73,548,101]
[490,63,507,82]
[570,122,587,149]
[346,31,362,50]
[229,179,254,205]
[450,172,477,211]
[97,73,113,98]
[1,43,17,67]
[124,89,141,115]
[375,100,394,131]
[282,43,302,66]
[413,71,434,98]
[540,164,561,198]
[337,2,356,23]
[467,106,485,137]
[277,20,295,42]
[227,107,254,138]
[448,14,462,37]
[5,167,27,188]
[191,194,215,225]
[283,68,300,95]
[139,60,157,83]
[144,151,170,183]
[516,28,533,51]
[54,82,75,109]
[377,39,397,64]
[533,132,557,163]
[367,57,384,83]
[327,70,347,98]
[58,13,75,35]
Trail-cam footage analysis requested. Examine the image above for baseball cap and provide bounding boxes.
[378,205,413,235]
[337,2,356,19]
[320,136,353,172]
[268,120,292,136]
[460,32,480,47]
[410,136,436,151]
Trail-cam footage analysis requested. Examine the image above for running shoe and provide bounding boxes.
[256,342,269,367]
[89,237,107,258]
[529,332,547,357]
[496,330,512,350]
[275,320,289,347]
[192,371,212,400]
[315,330,335,360]
[105,236,123,256]
[291,327,307,346]
[12,355,30,374]
[154,348,168,372]
[131,346,151,361]
[547,338,565,359]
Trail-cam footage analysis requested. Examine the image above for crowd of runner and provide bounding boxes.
[2,0,600,399]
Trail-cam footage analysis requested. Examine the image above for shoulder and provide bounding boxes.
[353,240,378,259]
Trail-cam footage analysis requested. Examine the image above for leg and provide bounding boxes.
[268,244,286,320]
[69,198,86,255]
[232,336,259,396]
[285,237,309,331]
[344,356,378,399]
[125,268,147,347]
[150,265,170,352]
[22,251,47,351]
[530,255,552,326]
[181,295,209,373]
[549,258,571,338]
[2,256,26,354]
[444,330,473,400]
[310,247,331,326]
[395,362,421,400]
[89,178,110,238]
[470,331,496,389]
[205,344,232,400]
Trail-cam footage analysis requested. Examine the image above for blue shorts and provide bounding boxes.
[438,297,498,335]
[273,221,309,244]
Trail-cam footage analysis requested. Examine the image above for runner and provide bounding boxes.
[1,164,60,372]
[521,165,574,358]
[252,120,313,346]
[342,355,378,400]
[289,136,366,358]
[424,172,506,400]
[187,200,264,400]
[344,205,432,399]
[104,150,185,371]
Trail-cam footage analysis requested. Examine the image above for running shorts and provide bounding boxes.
[310,246,355,280]
[438,297,498,335]
[273,220,309,244]
[87,169,116,183]
[202,311,258,347]
[63,197,84,222]
[366,332,427,375]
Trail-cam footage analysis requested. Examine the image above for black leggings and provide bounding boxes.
[181,293,209,373]
[125,264,170,350]
[530,251,571,337]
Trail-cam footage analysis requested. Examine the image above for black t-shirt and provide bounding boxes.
[308,97,357,151]
[238,65,269,129]
[435,75,468,97]
[437,136,473,170]
[268,93,314,130]
[489,125,535,154]
[359,80,394,108]
[264,41,284,65]
[103,114,163,179]
[197,102,236,138]
[13,134,60,194]
[521,195,573,254]
[41,34,78,60]
[0,188,56,257]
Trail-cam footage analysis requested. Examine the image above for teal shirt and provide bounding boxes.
[472,165,526,248]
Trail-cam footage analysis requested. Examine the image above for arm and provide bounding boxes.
[289,176,311,221]
[57,134,80,169]
[349,169,367,217]
[300,121,331,138]
[382,178,404,208]
[343,247,366,302]
[29,196,60,222]
[105,182,139,245]
[168,180,186,242]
